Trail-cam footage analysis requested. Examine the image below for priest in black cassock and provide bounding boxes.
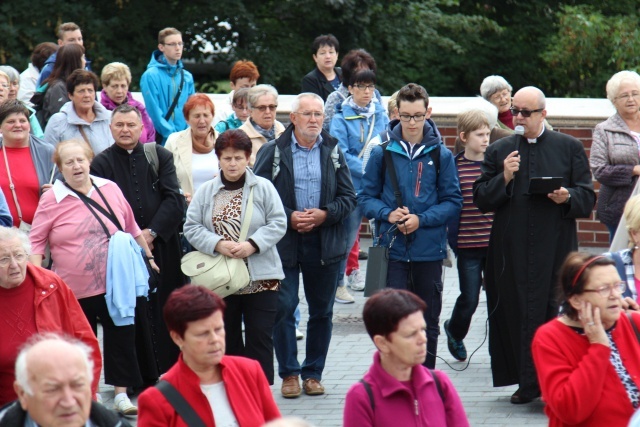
[473,87,596,404]
[91,103,187,382]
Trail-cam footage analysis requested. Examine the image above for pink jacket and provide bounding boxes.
[100,90,156,143]
[344,352,469,427]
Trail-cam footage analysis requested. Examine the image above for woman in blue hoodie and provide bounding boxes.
[330,69,388,302]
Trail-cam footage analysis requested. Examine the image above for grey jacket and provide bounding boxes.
[590,112,640,227]
[183,167,287,281]
[43,101,114,154]
[0,134,55,190]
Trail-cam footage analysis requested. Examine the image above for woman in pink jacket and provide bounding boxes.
[343,288,469,427]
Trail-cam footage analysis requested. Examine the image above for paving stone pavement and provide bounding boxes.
[98,238,550,426]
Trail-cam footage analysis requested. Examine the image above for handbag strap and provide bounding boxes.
[239,186,254,242]
[156,380,207,427]
[64,181,123,238]
[164,69,185,121]
[1,144,24,222]
[76,125,92,147]
[382,145,403,208]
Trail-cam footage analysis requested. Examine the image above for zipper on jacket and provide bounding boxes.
[414,399,419,415]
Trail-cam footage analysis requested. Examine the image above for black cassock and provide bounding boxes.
[91,142,187,377]
[473,130,595,398]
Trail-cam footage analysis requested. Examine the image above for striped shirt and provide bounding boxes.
[456,155,493,249]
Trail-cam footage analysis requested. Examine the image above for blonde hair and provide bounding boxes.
[454,109,491,154]
[100,62,132,87]
[624,195,640,247]
[53,139,94,168]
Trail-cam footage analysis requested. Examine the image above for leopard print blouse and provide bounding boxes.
[212,188,279,294]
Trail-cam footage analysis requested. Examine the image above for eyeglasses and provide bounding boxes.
[510,107,544,118]
[233,104,249,111]
[353,84,376,91]
[582,281,626,298]
[399,113,427,122]
[616,92,640,101]
[294,111,324,119]
[163,42,184,48]
[252,104,277,112]
[0,252,27,267]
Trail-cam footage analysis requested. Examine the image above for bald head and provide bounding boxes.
[512,86,547,138]
[515,86,546,109]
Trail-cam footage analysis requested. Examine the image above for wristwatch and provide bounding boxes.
[564,193,571,204]
[149,229,158,238]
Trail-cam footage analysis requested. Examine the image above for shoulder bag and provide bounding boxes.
[181,186,254,298]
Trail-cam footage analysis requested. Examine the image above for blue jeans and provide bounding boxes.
[337,206,362,286]
[273,232,340,380]
[448,247,487,341]
[387,260,443,369]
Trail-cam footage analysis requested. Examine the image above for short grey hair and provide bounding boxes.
[460,97,499,129]
[291,92,324,113]
[15,333,94,396]
[262,417,316,427]
[247,84,278,109]
[480,75,512,100]
[606,70,640,103]
[0,227,31,255]
[0,66,19,83]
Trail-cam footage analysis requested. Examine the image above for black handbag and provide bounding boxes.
[363,145,402,297]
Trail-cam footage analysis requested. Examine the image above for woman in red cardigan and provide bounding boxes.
[138,285,281,426]
[532,252,640,427]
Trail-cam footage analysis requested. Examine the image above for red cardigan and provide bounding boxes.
[532,313,640,426]
[138,354,280,427]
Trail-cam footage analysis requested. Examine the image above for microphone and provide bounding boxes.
[513,125,524,179]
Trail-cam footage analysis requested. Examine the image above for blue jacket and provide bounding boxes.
[359,120,462,262]
[330,98,389,192]
[36,52,92,87]
[105,231,149,326]
[140,51,195,144]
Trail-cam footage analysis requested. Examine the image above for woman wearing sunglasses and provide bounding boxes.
[590,71,640,241]
[532,252,640,426]
[238,84,285,167]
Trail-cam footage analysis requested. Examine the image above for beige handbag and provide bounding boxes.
[181,187,254,298]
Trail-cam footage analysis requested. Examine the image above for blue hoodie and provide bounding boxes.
[330,98,389,191]
[358,119,462,261]
[140,50,195,144]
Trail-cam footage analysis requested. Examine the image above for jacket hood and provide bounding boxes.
[146,50,184,71]
[389,117,442,149]
[60,100,112,125]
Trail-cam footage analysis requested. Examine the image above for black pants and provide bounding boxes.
[79,293,142,387]
[224,290,278,384]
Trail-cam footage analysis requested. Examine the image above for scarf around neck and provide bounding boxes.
[250,119,275,140]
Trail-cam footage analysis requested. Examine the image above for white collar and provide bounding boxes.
[527,126,545,144]
[51,175,110,204]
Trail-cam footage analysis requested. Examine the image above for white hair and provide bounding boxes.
[606,70,640,103]
[0,227,31,255]
[15,333,94,396]
[459,97,499,129]
[480,75,512,100]
[0,66,19,82]
[247,84,279,109]
[291,92,324,113]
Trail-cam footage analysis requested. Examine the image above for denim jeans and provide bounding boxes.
[337,206,362,286]
[448,247,487,341]
[387,260,443,369]
[273,232,340,380]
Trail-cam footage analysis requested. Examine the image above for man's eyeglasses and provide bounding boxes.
[582,281,626,298]
[294,111,324,119]
[0,252,27,267]
[616,92,640,101]
[399,113,427,123]
[510,107,544,118]
[163,42,184,48]
[252,105,277,112]
[353,84,375,91]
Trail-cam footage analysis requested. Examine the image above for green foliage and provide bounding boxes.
[542,5,640,97]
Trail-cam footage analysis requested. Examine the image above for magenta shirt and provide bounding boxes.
[30,178,141,299]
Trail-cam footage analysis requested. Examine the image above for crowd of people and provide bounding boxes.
[0,21,639,427]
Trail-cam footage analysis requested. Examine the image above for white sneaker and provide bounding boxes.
[114,394,138,416]
[335,285,355,304]
[347,270,365,291]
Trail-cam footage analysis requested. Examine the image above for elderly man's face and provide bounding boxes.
[290,96,324,144]
[16,343,92,427]
[0,237,28,289]
[511,88,546,139]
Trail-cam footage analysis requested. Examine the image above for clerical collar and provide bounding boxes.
[220,171,245,190]
[527,126,545,144]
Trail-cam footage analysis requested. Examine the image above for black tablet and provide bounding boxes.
[528,177,563,194]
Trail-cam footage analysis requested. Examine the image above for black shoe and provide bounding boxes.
[510,388,540,404]
[444,320,467,361]
[358,250,368,260]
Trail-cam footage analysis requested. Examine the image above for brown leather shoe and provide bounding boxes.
[302,378,325,395]
[281,375,301,398]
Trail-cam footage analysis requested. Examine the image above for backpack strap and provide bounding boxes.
[429,369,445,403]
[164,69,185,122]
[272,145,281,180]
[359,379,375,411]
[156,380,207,427]
[143,142,160,181]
